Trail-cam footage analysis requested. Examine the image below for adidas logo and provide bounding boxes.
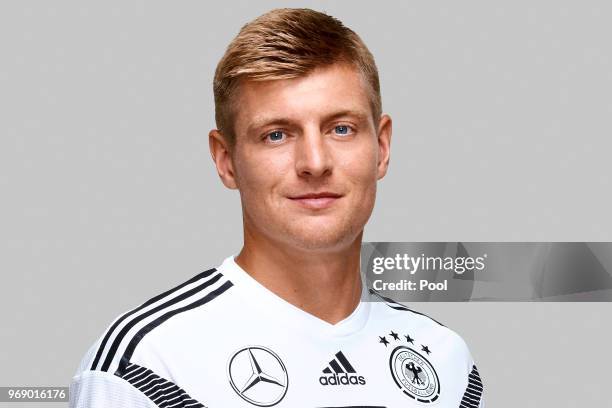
[319,351,366,386]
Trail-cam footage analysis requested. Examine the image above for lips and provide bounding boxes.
[288,192,343,210]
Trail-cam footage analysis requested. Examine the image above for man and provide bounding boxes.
[70,8,484,407]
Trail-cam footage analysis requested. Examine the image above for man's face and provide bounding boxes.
[211,63,391,252]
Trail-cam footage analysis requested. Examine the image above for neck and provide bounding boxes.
[235,230,364,325]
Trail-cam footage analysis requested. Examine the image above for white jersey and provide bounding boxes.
[70,256,484,408]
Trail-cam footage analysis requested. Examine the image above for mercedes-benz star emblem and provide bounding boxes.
[227,345,288,406]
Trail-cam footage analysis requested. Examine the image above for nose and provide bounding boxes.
[294,127,332,178]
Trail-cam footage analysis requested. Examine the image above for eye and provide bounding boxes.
[265,130,285,143]
[333,125,353,136]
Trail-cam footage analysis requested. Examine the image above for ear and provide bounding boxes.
[209,129,238,189]
[376,114,392,180]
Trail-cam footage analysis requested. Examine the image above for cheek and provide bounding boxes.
[341,144,379,188]
[234,150,290,200]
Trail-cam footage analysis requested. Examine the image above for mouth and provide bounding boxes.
[287,192,343,210]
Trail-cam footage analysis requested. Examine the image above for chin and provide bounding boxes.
[282,223,361,252]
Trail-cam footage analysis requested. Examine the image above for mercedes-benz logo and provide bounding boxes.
[227,345,289,406]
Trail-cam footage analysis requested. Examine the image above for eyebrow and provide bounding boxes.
[246,109,371,135]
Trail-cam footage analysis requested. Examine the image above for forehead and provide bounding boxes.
[231,63,374,135]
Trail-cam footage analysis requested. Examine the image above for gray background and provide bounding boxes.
[1,1,611,407]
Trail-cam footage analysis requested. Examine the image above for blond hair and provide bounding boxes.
[213,8,382,144]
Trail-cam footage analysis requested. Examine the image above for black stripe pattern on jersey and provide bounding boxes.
[116,279,233,375]
[90,268,218,371]
[368,288,445,327]
[119,362,204,408]
[91,268,233,376]
[460,365,483,408]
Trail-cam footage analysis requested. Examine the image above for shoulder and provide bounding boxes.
[75,266,234,377]
[70,266,230,407]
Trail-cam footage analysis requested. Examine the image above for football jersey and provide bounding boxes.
[70,255,484,408]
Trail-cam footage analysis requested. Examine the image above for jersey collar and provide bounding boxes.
[218,255,372,338]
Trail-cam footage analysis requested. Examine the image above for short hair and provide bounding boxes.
[213,8,382,145]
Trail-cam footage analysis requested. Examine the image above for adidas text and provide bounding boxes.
[319,373,366,386]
